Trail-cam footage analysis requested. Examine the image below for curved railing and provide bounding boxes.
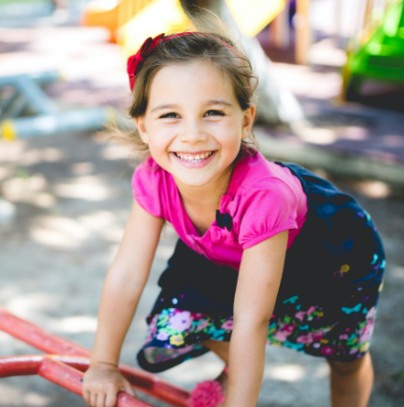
[0,306,189,406]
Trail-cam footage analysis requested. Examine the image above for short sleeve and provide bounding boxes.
[238,179,299,249]
[131,158,163,218]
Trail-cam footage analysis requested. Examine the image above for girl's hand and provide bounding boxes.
[83,363,135,407]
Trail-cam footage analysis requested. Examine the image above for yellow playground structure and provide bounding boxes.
[81,0,286,56]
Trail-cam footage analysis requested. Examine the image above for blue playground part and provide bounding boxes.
[0,71,120,140]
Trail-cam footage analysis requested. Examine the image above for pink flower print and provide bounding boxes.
[321,346,335,356]
[360,320,375,342]
[359,307,376,342]
[156,331,170,341]
[221,320,234,330]
[149,315,158,329]
[196,319,210,331]
[367,307,376,319]
[307,306,316,314]
[306,306,317,321]
[274,324,295,342]
[311,330,325,341]
[146,316,158,341]
[295,306,318,322]
[296,334,312,344]
[168,311,192,332]
[297,330,325,344]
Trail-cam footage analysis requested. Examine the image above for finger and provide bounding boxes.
[82,388,92,406]
[105,388,118,407]
[123,381,135,396]
[83,390,95,406]
[89,390,98,407]
[96,391,106,407]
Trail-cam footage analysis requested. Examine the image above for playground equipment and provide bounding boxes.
[0,71,120,140]
[81,0,286,52]
[342,0,404,100]
[0,306,190,406]
[81,0,190,49]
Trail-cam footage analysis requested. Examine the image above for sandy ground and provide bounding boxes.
[1,3,404,406]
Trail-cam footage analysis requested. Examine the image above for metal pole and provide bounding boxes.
[0,306,190,406]
[0,355,150,407]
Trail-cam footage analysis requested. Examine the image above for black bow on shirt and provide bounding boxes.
[215,210,233,231]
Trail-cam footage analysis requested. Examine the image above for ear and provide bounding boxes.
[134,117,148,144]
[241,104,256,139]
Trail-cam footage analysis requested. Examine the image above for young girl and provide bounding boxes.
[82,27,385,407]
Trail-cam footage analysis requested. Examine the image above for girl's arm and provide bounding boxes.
[83,200,164,406]
[224,231,288,407]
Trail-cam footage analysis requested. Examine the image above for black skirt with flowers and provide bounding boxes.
[137,163,386,373]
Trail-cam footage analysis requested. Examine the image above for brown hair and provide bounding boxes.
[125,27,258,153]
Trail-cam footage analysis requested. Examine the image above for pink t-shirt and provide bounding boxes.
[132,151,307,270]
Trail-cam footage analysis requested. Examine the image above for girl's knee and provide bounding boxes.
[327,353,372,376]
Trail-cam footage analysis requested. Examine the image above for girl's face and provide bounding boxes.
[135,59,255,192]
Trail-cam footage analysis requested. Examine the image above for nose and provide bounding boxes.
[179,119,208,143]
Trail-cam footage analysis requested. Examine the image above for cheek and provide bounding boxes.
[221,127,244,146]
[148,138,171,156]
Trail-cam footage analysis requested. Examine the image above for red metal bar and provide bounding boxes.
[0,355,150,407]
[0,307,189,406]
[0,354,43,377]
[0,355,89,378]
[0,306,90,357]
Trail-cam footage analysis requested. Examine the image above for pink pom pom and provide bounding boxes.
[188,380,225,407]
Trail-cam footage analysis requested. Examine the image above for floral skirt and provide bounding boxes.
[137,163,386,373]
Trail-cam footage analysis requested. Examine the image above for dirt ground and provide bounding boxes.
[1,4,404,406]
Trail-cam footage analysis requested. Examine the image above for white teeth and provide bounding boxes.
[175,151,213,162]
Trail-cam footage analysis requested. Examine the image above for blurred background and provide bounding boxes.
[1,1,403,406]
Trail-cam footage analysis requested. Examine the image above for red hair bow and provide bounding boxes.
[127,32,192,90]
[127,33,166,90]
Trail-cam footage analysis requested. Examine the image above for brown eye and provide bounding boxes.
[205,110,224,117]
[160,112,178,119]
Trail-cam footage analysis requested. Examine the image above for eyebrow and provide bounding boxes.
[208,100,233,108]
[150,100,233,113]
[150,104,177,113]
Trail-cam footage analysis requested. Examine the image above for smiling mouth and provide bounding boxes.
[174,151,214,163]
